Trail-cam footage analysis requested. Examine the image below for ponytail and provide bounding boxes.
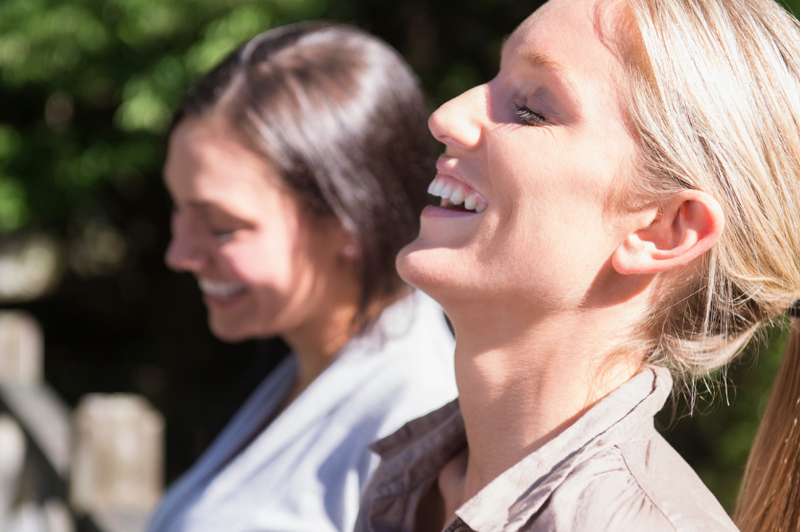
[736,319,800,532]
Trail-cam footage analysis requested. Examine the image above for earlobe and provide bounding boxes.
[317,216,361,261]
[342,243,360,260]
[612,190,724,275]
[336,228,361,261]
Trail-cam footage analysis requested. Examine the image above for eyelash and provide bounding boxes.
[213,231,235,244]
[513,103,547,126]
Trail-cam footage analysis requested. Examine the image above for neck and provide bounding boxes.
[450,303,644,503]
[283,302,359,399]
[281,283,408,405]
[280,259,364,403]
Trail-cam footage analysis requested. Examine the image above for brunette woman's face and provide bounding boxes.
[398,0,640,314]
[164,117,345,342]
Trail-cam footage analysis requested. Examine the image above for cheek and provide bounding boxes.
[489,162,616,286]
[218,232,298,286]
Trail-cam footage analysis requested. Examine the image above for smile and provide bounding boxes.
[198,279,247,299]
[427,175,488,213]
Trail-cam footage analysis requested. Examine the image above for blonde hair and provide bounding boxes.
[618,0,800,382]
[614,0,800,529]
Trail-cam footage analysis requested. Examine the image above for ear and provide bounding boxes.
[314,215,361,261]
[341,240,361,260]
[331,222,361,261]
[612,190,724,275]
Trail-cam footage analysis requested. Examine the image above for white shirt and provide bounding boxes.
[147,291,457,532]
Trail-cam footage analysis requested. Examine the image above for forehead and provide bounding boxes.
[505,0,630,93]
[164,117,296,215]
[166,118,270,195]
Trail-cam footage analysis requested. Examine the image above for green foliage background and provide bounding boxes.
[1,0,798,512]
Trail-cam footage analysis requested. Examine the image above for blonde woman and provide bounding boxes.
[352,0,800,530]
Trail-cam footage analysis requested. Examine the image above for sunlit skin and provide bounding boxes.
[164,116,362,402]
[397,0,724,526]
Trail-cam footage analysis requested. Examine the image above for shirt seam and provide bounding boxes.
[612,444,679,532]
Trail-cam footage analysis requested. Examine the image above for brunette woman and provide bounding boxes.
[354,0,800,530]
[148,22,457,532]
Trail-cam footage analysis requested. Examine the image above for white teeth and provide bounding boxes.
[464,194,477,211]
[198,279,246,298]
[450,187,466,205]
[441,183,454,198]
[426,176,488,213]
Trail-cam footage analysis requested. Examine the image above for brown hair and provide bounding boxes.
[172,21,435,324]
[736,320,800,532]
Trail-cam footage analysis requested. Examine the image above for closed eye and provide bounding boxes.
[213,231,235,244]
[513,103,547,126]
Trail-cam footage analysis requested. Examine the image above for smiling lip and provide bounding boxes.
[198,278,247,307]
[435,158,483,191]
[429,159,488,214]
[203,292,247,308]
[428,176,488,214]
[421,204,479,218]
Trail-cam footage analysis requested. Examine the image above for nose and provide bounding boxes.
[164,213,207,273]
[428,84,488,151]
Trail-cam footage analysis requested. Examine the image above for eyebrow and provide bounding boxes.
[186,200,231,217]
[189,200,214,209]
[500,36,581,115]
[501,37,564,72]
[187,200,254,227]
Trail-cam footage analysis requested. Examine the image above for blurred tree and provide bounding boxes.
[0,0,797,510]
[0,0,332,232]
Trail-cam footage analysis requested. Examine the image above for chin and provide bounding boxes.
[396,240,426,287]
[208,318,252,344]
[398,237,503,317]
[396,240,455,301]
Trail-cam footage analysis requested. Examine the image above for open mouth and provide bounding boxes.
[428,175,488,213]
[198,279,247,299]
[438,197,471,212]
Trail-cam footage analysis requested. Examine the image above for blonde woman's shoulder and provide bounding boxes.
[527,436,738,532]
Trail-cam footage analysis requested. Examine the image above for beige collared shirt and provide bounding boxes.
[354,366,738,532]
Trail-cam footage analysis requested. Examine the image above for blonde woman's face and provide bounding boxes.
[398,0,640,314]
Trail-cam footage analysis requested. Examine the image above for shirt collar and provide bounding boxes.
[367,399,466,531]
[366,366,672,532]
[458,366,672,532]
